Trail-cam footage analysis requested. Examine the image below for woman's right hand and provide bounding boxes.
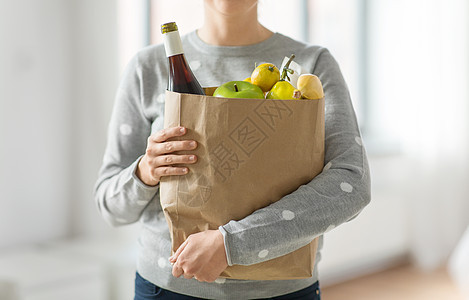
[136,126,198,186]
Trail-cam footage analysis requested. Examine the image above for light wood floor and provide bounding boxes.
[321,264,467,300]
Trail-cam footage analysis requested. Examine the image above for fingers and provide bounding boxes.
[171,239,190,278]
[151,166,189,178]
[170,240,213,281]
[146,140,198,157]
[170,234,224,282]
[150,154,197,168]
[143,127,198,183]
[146,127,197,157]
[150,126,187,143]
[172,263,184,278]
[170,238,189,263]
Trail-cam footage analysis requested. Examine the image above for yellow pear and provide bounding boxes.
[297,74,324,100]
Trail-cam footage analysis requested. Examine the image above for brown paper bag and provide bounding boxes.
[160,89,325,280]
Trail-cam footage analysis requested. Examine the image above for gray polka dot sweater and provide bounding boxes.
[94,31,371,299]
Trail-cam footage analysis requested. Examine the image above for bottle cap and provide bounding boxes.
[161,22,178,34]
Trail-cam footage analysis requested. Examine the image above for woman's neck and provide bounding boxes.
[198,5,273,46]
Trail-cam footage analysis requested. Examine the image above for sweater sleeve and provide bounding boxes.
[94,53,161,227]
[219,49,371,266]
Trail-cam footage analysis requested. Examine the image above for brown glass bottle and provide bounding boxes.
[161,22,205,95]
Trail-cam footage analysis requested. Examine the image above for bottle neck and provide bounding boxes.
[163,30,184,57]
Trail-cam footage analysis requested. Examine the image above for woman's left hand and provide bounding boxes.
[169,230,228,282]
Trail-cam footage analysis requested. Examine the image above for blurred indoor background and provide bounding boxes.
[1,0,468,299]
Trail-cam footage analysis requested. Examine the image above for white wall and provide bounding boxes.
[0,0,122,250]
[0,0,74,248]
[67,0,120,236]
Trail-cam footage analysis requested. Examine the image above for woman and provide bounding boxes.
[94,0,371,299]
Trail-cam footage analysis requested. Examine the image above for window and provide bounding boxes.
[117,0,151,73]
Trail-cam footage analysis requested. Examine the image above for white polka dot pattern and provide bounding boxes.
[258,249,269,258]
[340,182,353,193]
[215,278,226,284]
[158,257,166,268]
[282,210,295,220]
[190,60,201,71]
[323,162,332,171]
[157,93,165,103]
[120,124,132,135]
[355,136,362,146]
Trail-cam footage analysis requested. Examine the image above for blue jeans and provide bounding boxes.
[134,272,321,300]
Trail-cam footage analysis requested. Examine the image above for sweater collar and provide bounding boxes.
[185,30,281,57]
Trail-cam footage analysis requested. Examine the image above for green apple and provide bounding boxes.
[213,81,264,99]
